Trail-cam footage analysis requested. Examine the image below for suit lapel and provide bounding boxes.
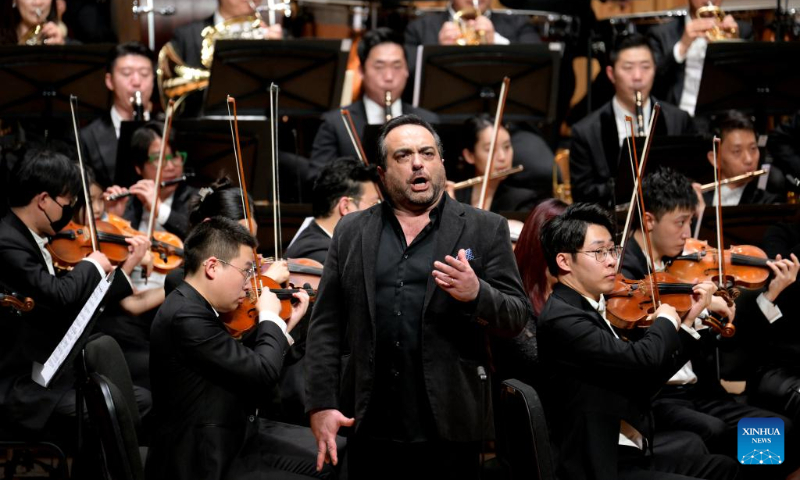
[423,197,465,313]
[361,207,383,325]
[599,103,619,177]
[7,213,48,270]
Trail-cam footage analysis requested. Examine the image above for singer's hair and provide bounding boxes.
[377,114,444,170]
[357,27,406,66]
[540,203,614,277]
[312,157,378,218]
[184,216,257,275]
[8,149,82,207]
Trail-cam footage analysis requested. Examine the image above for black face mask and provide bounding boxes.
[45,196,75,233]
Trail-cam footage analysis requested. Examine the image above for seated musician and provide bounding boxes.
[105,121,197,243]
[619,167,798,468]
[447,114,540,212]
[537,202,739,480]
[647,0,752,117]
[285,156,380,265]
[310,27,439,174]
[169,0,283,70]
[81,42,155,188]
[0,148,149,438]
[570,33,695,207]
[146,216,338,480]
[403,0,540,70]
[704,110,779,206]
[769,109,800,183]
[0,0,66,45]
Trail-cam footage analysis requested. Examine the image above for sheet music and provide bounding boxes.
[31,270,115,388]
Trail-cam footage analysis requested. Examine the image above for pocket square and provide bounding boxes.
[464,248,476,261]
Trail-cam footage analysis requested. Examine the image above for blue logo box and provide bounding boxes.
[738,417,785,465]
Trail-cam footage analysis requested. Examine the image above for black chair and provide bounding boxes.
[495,379,555,480]
[80,335,144,480]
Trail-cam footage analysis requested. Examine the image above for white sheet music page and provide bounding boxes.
[31,269,116,388]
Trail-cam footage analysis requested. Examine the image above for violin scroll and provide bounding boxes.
[0,293,35,314]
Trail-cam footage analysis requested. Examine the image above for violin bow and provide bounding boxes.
[478,77,510,210]
[227,95,261,303]
[269,83,282,262]
[340,109,383,201]
[69,95,99,252]
[146,99,175,247]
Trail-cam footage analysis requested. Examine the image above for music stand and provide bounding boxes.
[695,42,800,118]
[203,39,351,117]
[412,44,562,125]
[614,135,711,206]
[0,44,113,119]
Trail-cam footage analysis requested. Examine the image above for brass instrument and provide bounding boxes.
[157,0,292,108]
[384,91,393,122]
[696,2,738,41]
[19,8,45,45]
[453,0,487,46]
[634,91,645,137]
[699,169,767,192]
[452,165,524,190]
[553,148,572,204]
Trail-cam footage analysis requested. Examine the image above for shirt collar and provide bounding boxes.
[382,191,447,227]
[582,293,605,314]
[27,226,49,248]
[363,96,403,125]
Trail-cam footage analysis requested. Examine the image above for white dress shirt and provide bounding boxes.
[364,96,403,125]
[110,105,150,139]
[612,96,652,147]
[673,24,708,117]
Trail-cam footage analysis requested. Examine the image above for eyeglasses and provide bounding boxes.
[146,151,187,165]
[576,246,623,262]
[217,259,255,284]
[49,195,78,209]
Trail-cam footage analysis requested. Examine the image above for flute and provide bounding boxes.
[700,169,767,192]
[105,173,195,201]
[451,165,524,191]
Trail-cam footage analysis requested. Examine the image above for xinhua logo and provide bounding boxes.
[738,418,785,465]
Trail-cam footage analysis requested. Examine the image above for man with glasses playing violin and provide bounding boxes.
[146,216,333,480]
[0,148,149,440]
[537,202,738,480]
[619,167,798,477]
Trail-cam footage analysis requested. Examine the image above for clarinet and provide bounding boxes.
[634,91,645,137]
[132,91,144,122]
[384,91,392,122]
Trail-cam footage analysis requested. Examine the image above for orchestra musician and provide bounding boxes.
[0,0,66,45]
[536,202,739,480]
[310,28,439,175]
[0,148,150,438]
[619,168,797,472]
[146,217,331,480]
[648,0,753,117]
[703,110,779,206]
[448,114,540,212]
[285,156,381,265]
[81,42,155,188]
[570,33,695,207]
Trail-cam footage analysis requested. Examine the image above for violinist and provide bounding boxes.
[703,110,779,206]
[81,42,155,188]
[537,202,738,480]
[447,114,539,213]
[285,156,380,265]
[146,217,329,480]
[310,28,439,174]
[0,148,149,438]
[570,34,695,207]
[620,167,797,469]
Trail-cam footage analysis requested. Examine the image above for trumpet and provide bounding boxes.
[384,91,393,122]
[696,2,738,41]
[453,0,487,46]
[19,7,45,45]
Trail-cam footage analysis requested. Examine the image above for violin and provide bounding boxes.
[0,292,34,314]
[262,257,323,292]
[48,220,130,270]
[106,213,184,273]
[606,272,694,329]
[666,238,772,290]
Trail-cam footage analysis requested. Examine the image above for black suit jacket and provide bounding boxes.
[569,98,695,205]
[701,180,778,206]
[0,212,132,433]
[309,100,439,176]
[80,114,118,188]
[123,183,198,239]
[146,281,289,480]
[284,220,331,265]
[403,10,540,71]
[304,195,530,441]
[769,109,800,179]
[169,15,213,69]
[648,17,754,105]
[537,283,695,480]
